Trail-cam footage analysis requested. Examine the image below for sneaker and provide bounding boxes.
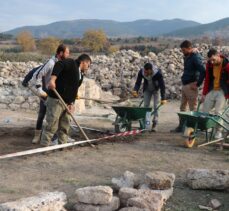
[214,131,223,139]
[67,137,75,143]
[51,138,59,146]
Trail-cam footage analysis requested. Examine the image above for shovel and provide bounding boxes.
[53,89,95,148]
[79,97,122,104]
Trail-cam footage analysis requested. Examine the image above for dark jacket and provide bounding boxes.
[181,52,205,86]
[202,55,229,99]
[134,69,166,100]
[48,58,80,104]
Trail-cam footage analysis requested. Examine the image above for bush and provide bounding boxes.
[107,45,119,54]
[82,29,109,52]
[38,37,60,55]
[16,31,36,52]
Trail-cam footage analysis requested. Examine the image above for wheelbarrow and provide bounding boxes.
[112,100,163,133]
[177,105,229,148]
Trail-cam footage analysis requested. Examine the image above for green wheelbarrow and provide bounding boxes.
[112,101,163,133]
[177,105,229,148]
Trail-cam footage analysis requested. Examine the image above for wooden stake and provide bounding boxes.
[80,97,117,104]
[197,138,224,148]
[0,138,98,160]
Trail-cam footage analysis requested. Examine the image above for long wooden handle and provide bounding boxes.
[53,89,89,141]
[80,97,115,103]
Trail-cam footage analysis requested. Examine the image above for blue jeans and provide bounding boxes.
[143,90,159,124]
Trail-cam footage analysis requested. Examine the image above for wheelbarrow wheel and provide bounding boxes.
[184,128,196,148]
[114,116,131,133]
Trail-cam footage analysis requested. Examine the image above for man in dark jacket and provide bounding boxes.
[171,40,205,132]
[201,49,229,139]
[40,54,91,146]
[132,62,166,132]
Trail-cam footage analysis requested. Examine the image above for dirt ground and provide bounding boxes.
[0,101,228,211]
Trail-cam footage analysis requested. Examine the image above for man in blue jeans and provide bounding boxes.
[132,62,166,132]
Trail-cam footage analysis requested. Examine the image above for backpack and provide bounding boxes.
[21,60,48,87]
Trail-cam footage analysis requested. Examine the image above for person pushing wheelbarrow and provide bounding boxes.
[132,62,167,132]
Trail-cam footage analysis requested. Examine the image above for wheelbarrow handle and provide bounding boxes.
[139,99,144,107]
[151,103,163,116]
[197,100,202,112]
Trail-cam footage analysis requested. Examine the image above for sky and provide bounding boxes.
[1,0,229,32]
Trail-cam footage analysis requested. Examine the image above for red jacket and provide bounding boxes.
[202,56,229,99]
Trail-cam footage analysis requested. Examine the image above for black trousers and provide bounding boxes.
[36,100,46,130]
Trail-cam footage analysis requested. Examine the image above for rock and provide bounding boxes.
[75,186,113,205]
[119,188,139,206]
[74,99,86,114]
[73,196,120,211]
[119,208,149,211]
[9,104,20,111]
[127,191,163,211]
[186,168,229,190]
[0,95,12,104]
[209,199,222,209]
[0,104,7,109]
[27,96,38,104]
[168,64,175,72]
[21,102,30,109]
[0,191,67,211]
[144,171,175,190]
[112,88,122,96]
[148,52,157,60]
[198,205,213,210]
[139,185,173,201]
[150,188,173,201]
[119,187,171,208]
[138,184,150,190]
[112,171,139,191]
[13,96,25,104]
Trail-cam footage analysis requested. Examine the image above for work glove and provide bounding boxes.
[76,95,80,100]
[160,100,167,105]
[132,91,138,97]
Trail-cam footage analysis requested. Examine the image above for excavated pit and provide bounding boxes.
[0,126,111,155]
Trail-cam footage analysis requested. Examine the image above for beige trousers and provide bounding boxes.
[40,97,71,146]
[180,84,198,112]
[203,89,226,131]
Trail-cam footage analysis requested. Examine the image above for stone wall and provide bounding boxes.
[88,44,229,99]
[0,44,229,112]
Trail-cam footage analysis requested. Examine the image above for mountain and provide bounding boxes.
[4,19,200,39]
[166,17,229,38]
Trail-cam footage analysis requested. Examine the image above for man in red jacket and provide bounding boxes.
[201,49,229,139]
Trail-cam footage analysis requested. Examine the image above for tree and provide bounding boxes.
[16,31,36,52]
[0,33,13,41]
[38,37,60,55]
[82,29,109,52]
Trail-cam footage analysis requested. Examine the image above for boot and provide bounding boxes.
[32,130,42,144]
[170,117,184,133]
